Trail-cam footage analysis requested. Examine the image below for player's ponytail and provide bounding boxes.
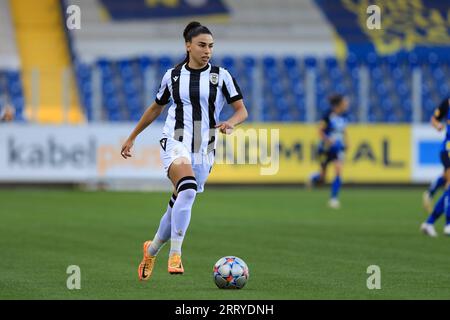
[175,21,212,69]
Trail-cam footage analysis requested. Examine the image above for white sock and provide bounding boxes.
[148,234,165,256]
[170,176,197,256]
[147,193,176,256]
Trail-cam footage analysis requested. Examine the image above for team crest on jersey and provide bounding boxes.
[209,73,219,85]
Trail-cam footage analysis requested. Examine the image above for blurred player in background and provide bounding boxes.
[121,21,248,280]
[421,97,450,237]
[0,103,15,122]
[308,94,349,209]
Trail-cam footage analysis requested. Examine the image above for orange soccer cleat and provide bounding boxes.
[168,253,184,275]
[138,240,156,281]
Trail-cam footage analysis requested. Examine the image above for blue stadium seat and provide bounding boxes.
[304,56,317,68]
[262,56,276,69]
[387,54,398,67]
[242,56,256,69]
[139,56,152,70]
[325,56,337,69]
[346,53,358,69]
[69,54,450,124]
[365,52,378,68]
[283,56,297,69]
[158,56,173,70]
[408,53,419,67]
[222,56,235,70]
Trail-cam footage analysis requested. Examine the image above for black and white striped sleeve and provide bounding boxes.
[155,70,172,106]
[221,68,243,104]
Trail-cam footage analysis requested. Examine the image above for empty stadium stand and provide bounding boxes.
[74,51,450,123]
[10,0,84,123]
[2,0,449,123]
[0,0,24,120]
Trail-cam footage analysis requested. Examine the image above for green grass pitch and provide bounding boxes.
[1,187,450,299]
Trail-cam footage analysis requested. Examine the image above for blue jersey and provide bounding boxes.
[433,97,450,152]
[319,110,348,152]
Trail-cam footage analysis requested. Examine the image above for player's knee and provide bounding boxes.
[176,176,198,201]
[179,188,197,202]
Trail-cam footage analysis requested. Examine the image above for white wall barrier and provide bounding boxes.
[411,125,445,183]
[0,123,447,184]
[0,123,166,183]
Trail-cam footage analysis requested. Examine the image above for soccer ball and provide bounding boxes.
[213,256,249,289]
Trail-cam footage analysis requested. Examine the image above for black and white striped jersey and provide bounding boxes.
[155,63,243,154]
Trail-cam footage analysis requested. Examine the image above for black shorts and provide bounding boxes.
[440,151,450,169]
[318,149,342,168]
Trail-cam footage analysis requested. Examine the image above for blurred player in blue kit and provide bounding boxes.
[421,97,450,237]
[308,94,349,209]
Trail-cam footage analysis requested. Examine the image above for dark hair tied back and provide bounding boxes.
[329,94,344,108]
[175,21,213,68]
[183,21,212,42]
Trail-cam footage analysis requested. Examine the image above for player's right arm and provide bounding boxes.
[121,102,166,159]
[121,70,172,159]
[431,98,450,132]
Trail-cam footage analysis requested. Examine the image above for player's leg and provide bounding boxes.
[309,152,328,187]
[167,158,197,274]
[138,190,178,281]
[191,151,215,194]
[329,158,342,209]
[310,165,327,185]
[138,193,179,281]
[421,152,450,237]
[428,174,446,198]
[443,169,450,236]
[138,138,191,280]
[423,174,446,213]
[147,190,177,256]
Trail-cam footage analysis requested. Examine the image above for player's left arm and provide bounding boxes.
[216,99,248,134]
[216,69,248,134]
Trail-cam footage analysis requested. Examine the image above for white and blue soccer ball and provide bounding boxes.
[213,256,249,289]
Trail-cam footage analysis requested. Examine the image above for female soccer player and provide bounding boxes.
[0,104,15,122]
[121,21,248,280]
[421,97,450,237]
[308,94,349,209]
